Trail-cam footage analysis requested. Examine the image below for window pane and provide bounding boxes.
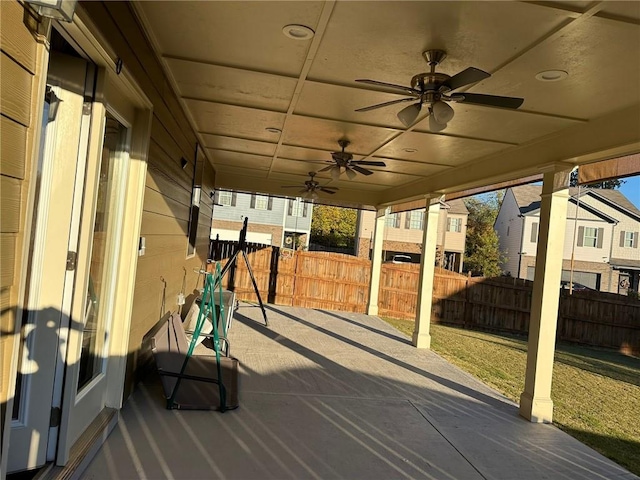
[255,195,269,210]
[583,227,597,248]
[624,231,634,248]
[409,211,423,229]
[291,198,304,217]
[77,114,127,391]
[219,191,232,206]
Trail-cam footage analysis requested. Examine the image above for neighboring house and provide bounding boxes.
[496,186,640,294]
[212,190,313,248]
[355,199,468,272]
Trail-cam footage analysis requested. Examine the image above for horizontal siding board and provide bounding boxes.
[1,115,27,179]
[145,163,191,206]
[139,210,189,236]
[147,136,192,192]
[1,176,21,233]
[1,234,16,287]
[0,0,37,74]
[1,51,32,126]
[143,187,190,221]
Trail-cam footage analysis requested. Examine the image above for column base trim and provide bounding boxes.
[367,305,379,316]
[519,391,554,423]
[412,332,431,349]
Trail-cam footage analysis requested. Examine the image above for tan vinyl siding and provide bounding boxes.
[0,0,44,432]
[444,214,466,252]
[495,189,523,276]
[80,2,215,397]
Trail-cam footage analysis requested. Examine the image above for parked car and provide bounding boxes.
[560,280,593,291]
[391,254,412,264]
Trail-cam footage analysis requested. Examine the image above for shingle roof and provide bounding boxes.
[509,185,639,219]
[446,198,469,214]
[510,185,542,214]
[581,189,640,217]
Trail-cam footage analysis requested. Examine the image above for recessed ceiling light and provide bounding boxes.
[535,70,568,82]
[282,24,315,40]
[403,148,418,153]
[265,127,282,134]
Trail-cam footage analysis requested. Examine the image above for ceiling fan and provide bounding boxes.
[355,49,524,131]
[281,171,338,200]
[316,139,386,180]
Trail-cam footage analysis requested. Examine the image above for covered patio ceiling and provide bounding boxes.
[134,1,640,209]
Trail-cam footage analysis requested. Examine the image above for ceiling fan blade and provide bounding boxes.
[355,79,419,96]
[317,165,334,172]
[458,93,524,109]
[443,67,491,91]
[320,187,338,194]
[351,165,374,176]
[353,160,386,167]
[355,97,416,113]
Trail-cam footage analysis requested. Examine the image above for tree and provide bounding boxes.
[463,192,505,277]
[569,169,625,189]
[310,205,357,248]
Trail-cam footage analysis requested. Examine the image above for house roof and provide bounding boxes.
[511,185,543,214]
[578,189,640,219]
[508,185,635,223]
[445,198,469,215]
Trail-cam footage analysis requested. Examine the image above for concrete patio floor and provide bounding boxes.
[83,303,637,479]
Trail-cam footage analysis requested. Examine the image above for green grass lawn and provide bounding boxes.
[382,318,640,476]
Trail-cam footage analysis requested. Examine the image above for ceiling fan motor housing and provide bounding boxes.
[411,73,452,95]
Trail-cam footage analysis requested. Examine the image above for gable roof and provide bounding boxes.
[445,198,469,215]
[507,185,623,223]
[578,189,640,220]
[511,185,542,214]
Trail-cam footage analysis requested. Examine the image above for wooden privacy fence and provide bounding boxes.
[210,242,370,312]
[210,240,640,355]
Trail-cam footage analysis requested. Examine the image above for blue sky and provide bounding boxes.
[619,175,640,209]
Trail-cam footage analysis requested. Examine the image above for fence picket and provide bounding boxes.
[208,240,639,355]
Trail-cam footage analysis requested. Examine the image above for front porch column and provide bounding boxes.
[367,208,386,315]
[520,168,571,423]
[413,196,440,349]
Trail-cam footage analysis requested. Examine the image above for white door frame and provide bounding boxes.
[7,10,152,471]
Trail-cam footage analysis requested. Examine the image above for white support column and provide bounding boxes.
[520,168,571,423]
[367,208,386,315]
[413,196,440,349]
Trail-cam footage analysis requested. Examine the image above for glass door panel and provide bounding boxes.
[77,114,127,391]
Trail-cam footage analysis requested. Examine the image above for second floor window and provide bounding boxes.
[218,191,233,206]
[251,194,271,210]
[622,231,637,248]
[386,212,400,228]
[447,217,462,233]
[289,198,306,217]
[583,227,598,247]
[408,210,424,230]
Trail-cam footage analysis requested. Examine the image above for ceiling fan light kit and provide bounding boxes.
[281,171,338,198]
[397,103,422,127]
[315,139,387,179]
[356,49,524,131]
